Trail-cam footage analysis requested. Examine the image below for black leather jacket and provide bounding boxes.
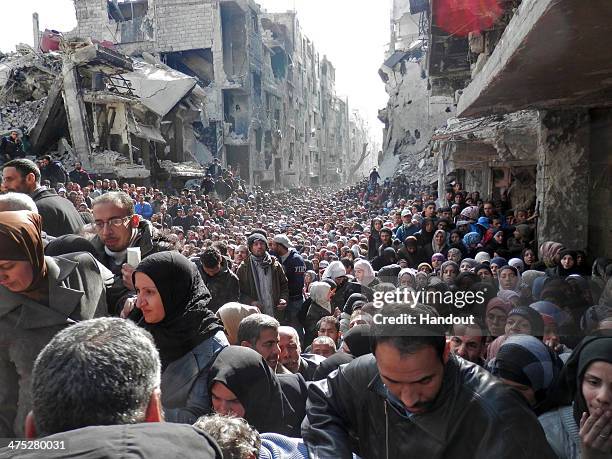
[302,354,557,459]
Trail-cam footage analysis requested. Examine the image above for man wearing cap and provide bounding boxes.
[395,209,418,243]
[237,232,289,321]
[271,234,307,331]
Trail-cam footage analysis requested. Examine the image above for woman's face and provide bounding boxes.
[424,221,434,232]
[459,261,472,273]
[354,266,365,282]
[499,269,518,290]
[581,361,612,415]
[477,268,493,280]
[448,251,461,263]
[560,255,575,270]
[432,259,442,269]
[505,315,532,336]
[493,232,504,244]
[490,264,500,277]
[399,274,413,288]
[486,308,507,337]
[442,266,457,283]
[450,233,461,243]
[0,260,34,292]
[523,249,535,265]
[134,272,165,324]
[211,382,246,418]
[435,232,445,245]
[419,265,432,274]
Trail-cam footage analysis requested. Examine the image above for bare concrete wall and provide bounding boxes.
[588,108,612,257]
[536,110,590,251]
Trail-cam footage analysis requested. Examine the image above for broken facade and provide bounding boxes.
[22,0,374,188]
[379,0,455,185]
[423,0,612,256]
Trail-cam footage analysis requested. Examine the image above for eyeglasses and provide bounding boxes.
[94,216,131,230]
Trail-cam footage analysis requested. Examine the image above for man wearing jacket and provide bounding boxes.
[91,191,164,315]
[271,234,306,330]
[193,247,239,313]
[237,232,289,322]
[302,303,557,459]
[1,159,83,237]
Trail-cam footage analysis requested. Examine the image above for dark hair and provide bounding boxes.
[370,303,446,361]
[424,201,436,209]
[340,257,354,271]
[316,316,340,333]
[92,191,135,215]
[3,158,41,183]
[201,247,222,268]
[31,318,160,436]
[237,313,280,345]
[212,240,228,256]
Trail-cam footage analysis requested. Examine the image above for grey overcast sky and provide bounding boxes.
[0,0,389,145]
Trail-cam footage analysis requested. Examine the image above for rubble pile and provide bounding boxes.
[0,98,47,133]
[0,47,60,104]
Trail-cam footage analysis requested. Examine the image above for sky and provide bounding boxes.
[0,0,390,145]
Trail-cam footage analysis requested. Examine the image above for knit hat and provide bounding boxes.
[247,232,268,249]
[272,234,292,249]
[508,306,545,337]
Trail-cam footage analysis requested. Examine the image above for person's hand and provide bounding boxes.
[277,299,287,310]
[121,264,136,291]
[120,296,137,319]
[334,307,341,318]
[580,409,612,457]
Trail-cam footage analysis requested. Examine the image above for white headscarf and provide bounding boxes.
[309,282,332,313]
[354,259,375,286]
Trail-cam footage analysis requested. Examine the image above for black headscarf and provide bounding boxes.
[209,346,288,434]
[343,324,372,357]
[554,333,612,425]
[132,251,223,370]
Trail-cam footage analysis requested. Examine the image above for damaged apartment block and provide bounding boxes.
[6,0,376,187]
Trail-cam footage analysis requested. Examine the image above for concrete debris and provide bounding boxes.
[159,160,207,178]
[0,98,47,133]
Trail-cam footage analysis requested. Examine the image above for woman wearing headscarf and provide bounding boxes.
[440,260,460,285]
[367,218,383,260]
[462,232,482,258]
[538,334,612,459]
[485,297,514,338]
[489,335,563,415]
[303,281,333,346]
[509,258,525,273]
[447,247,463,264]
[0,211,108,437]
[216,302,260,345]
[353,259,380,289]
[497,265,523,298]
[539,241,565,270]
[398,268,416,290]
[521,270,546,303]
[415,217,435,248]
[459,257,477,273]
[487,306,546,362]
[132,251,228,423]
[431,253,446,274]
[431,229,449,257]
[490,257,508,279]
[209,346,300,436]
[548,249,579,278]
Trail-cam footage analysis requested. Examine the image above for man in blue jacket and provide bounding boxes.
[271,234,306,333]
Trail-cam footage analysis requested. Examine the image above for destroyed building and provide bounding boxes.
[378,0,455,184]
[7,0,375,188]
[420,0,611,255]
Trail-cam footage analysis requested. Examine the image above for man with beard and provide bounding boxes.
[302,303,556,458]
[237,232,288,322]
[2,159,83,237]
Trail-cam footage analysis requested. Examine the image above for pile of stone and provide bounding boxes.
[0,98,48,133]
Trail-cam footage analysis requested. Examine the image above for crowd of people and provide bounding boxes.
[0,156,611,459]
